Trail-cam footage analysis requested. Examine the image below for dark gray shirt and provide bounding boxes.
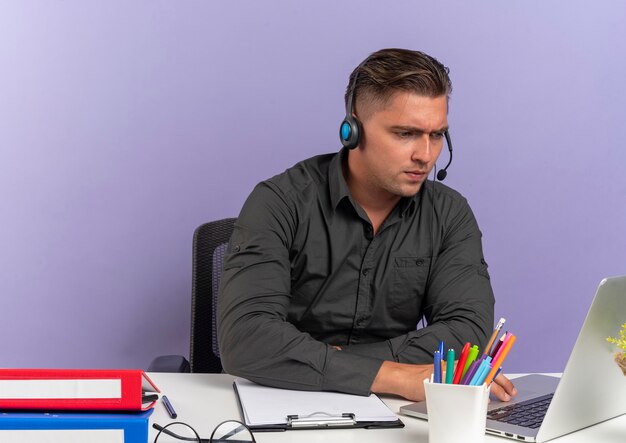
[217,149,494,396]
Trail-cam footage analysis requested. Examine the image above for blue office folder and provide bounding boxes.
[0,408,152,442]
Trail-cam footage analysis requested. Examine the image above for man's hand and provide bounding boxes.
[489,373,517,401]
[370,361,432,401]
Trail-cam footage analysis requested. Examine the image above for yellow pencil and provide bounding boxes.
[483,317,506,356]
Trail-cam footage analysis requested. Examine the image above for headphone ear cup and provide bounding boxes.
[339,115,362,150]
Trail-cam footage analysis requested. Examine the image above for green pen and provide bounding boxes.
[461,345,480,379]
[445,348,455,384]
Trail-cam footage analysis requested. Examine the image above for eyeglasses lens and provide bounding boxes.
[154,422,201,442]
[210,420,255,443]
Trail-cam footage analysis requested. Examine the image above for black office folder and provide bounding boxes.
[233,378,404,431]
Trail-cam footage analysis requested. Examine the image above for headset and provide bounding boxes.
[338,59,367,151]
[338,59,454,181]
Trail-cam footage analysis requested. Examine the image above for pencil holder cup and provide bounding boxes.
[423,379,490,443]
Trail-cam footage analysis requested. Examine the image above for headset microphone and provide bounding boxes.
[436,130,453,181]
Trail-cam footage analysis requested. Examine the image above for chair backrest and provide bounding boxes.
[189,217,236,373]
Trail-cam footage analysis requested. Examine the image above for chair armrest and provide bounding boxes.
[148,355,191,373]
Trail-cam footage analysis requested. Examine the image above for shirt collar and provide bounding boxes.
[328,148,424,216]
[329,148,352,210]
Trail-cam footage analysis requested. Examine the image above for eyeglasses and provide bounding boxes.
[153,420,256,443]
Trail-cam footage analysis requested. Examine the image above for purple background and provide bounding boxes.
[1,1,625,374]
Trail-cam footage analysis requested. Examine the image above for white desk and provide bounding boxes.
[147,373,626,443]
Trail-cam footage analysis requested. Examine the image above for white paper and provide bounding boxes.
[234,378,398,426]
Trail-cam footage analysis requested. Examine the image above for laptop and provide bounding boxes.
[400,275,626,442]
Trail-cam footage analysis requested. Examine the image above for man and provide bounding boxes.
[217,48,516,401]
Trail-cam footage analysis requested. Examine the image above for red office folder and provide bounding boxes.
[0,369,160,411]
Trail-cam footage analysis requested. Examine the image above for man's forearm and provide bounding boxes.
[371,361,433,401]
[371,359,517,402]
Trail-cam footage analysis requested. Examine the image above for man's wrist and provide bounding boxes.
[370,361,432,401]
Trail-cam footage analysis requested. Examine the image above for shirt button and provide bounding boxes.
[233,245,241,252]
[362,268,369,276]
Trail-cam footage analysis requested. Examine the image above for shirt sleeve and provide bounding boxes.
[340,191,495,364]
[217,182,384,396]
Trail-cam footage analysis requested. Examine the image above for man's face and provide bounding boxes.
[354,92,448,199]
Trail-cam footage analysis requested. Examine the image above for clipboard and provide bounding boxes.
[233,378,404,431]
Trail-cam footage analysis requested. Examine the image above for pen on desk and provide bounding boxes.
[483,317,506,356]
[452,342,470,384]
[445,349,455,384]
[433,350,442,383]
[162,395,178,419]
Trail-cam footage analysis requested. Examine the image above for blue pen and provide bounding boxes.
[469,361,488,386]
[439,340,446,383]
[467,356,486,385]
[471,357,492,386]
[465,355,487,385]
[445,349,455,384]
[489,367,503,386]
[479,356,494,385]
[162,395,177,419]
[480,357,494,383]
[433,350,442,383]
[475,365,492,386]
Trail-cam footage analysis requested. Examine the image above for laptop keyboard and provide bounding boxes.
[487,393,554,429]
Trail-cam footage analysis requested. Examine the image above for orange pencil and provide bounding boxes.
[483,334,516,386]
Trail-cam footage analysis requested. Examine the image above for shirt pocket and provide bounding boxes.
[388,256,431,319]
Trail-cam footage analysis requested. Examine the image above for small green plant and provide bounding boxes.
[607,323,626,376]
[606,323,626,352]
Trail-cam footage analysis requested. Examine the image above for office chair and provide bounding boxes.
[148,217,236,373]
